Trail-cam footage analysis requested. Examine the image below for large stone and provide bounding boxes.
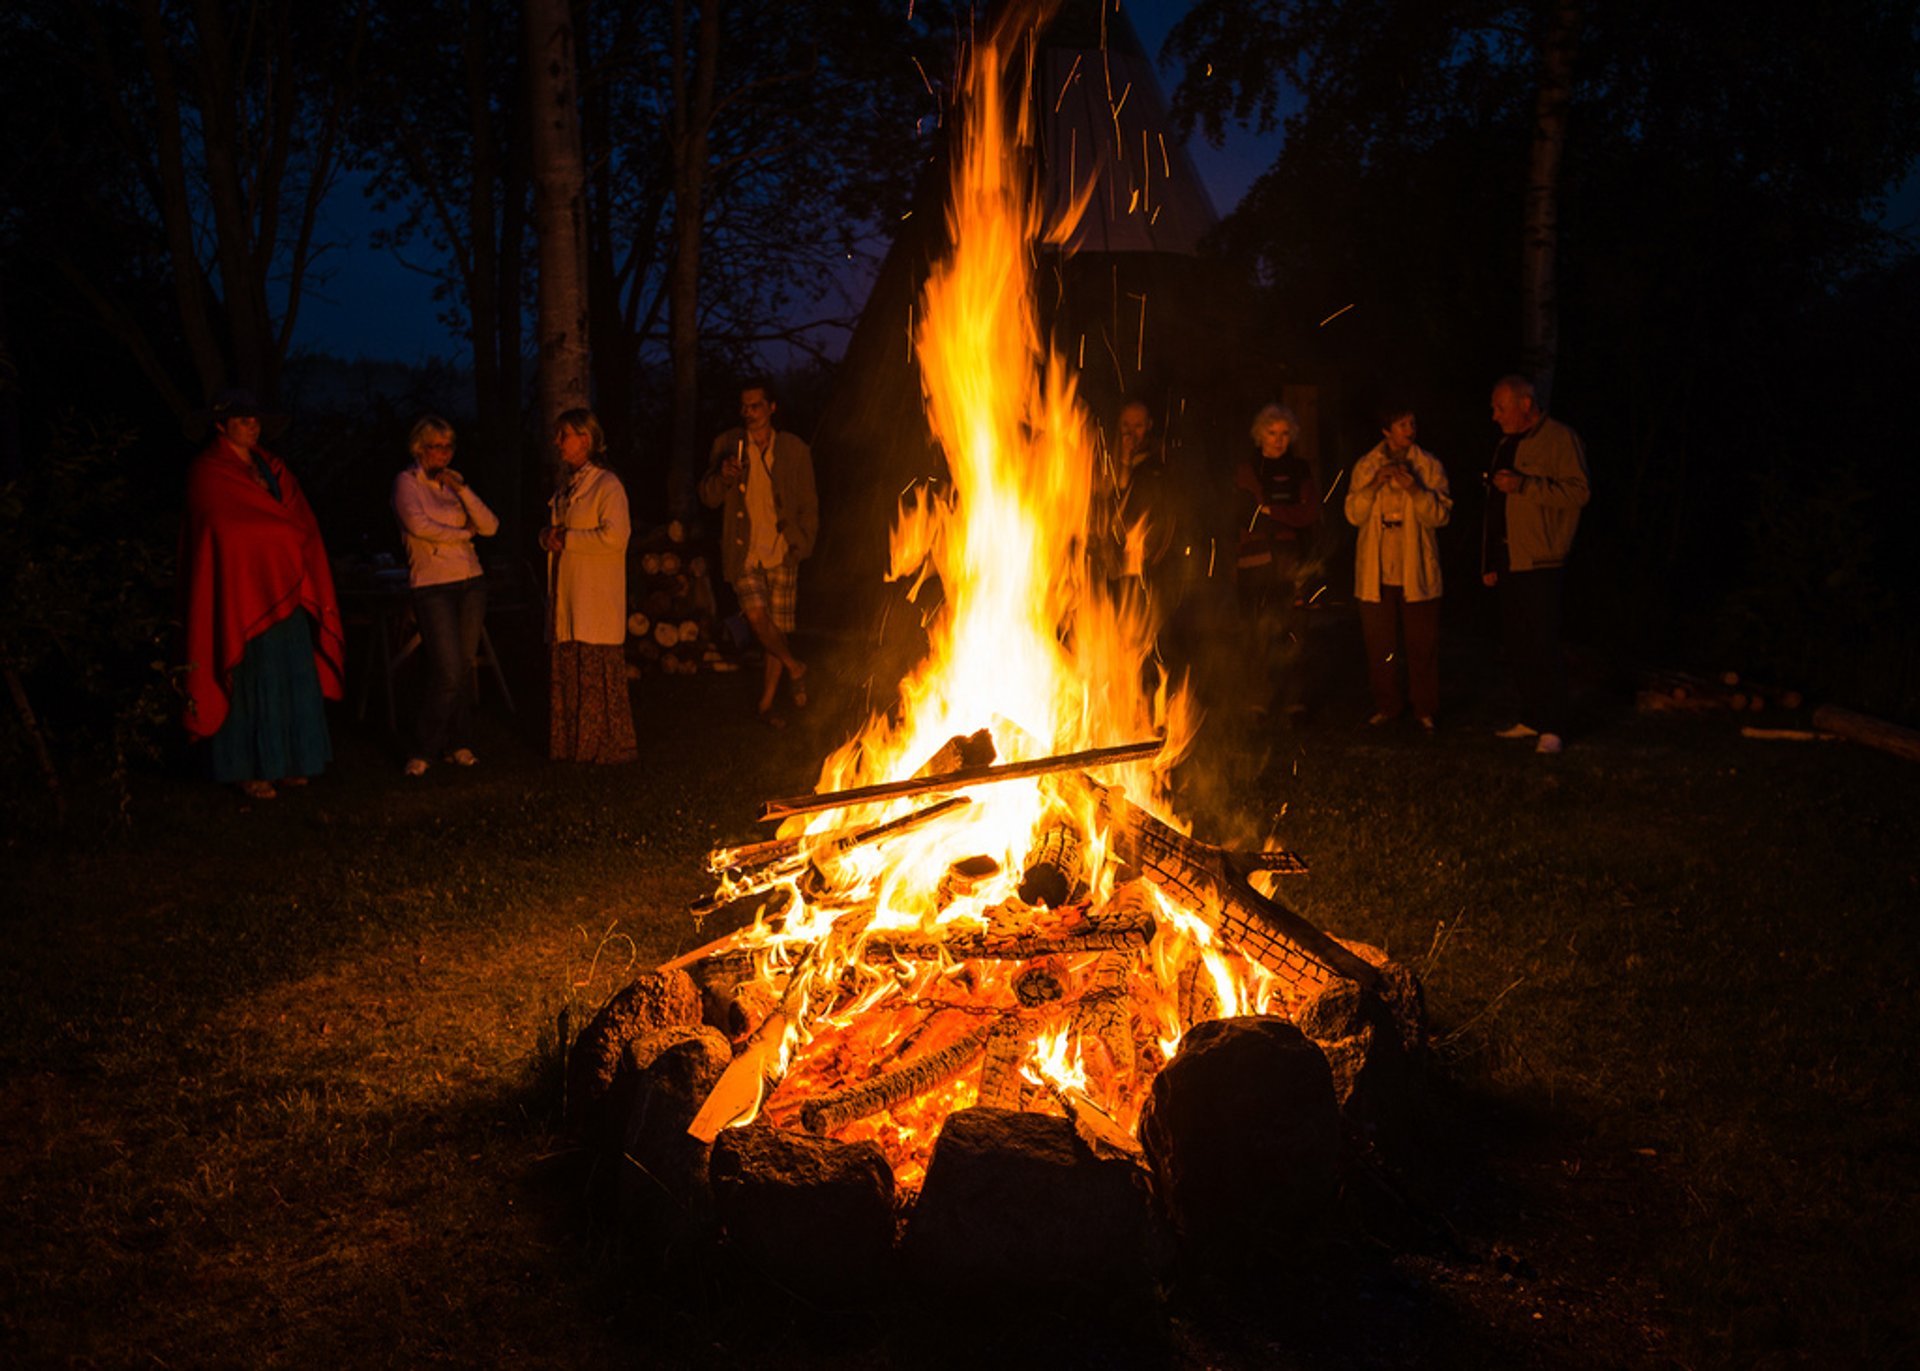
[1333,937,1429,1054]
[710,1125,895,1304]
[1137,1015,1340,1268]
[614,1024,732,1240]
[902,1107,1158,1296]
[567,969,702,1144]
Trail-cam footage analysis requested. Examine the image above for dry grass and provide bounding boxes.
[2,660,1916,1368]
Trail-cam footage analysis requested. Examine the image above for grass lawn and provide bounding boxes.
[2,637,1916,1368]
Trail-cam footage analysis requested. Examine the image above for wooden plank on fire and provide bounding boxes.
[797,1021,993,1134]
[756,738,1164,822]
[691,796,974,914]
[1084,781,1382,996]
[861,916,1154,964]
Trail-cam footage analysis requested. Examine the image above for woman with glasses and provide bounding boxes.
[392,415,499,776]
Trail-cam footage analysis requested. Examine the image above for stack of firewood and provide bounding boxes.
[1636,668,1803,715]
[627,521,738,676]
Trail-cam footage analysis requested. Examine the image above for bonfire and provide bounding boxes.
[622,10,1390,1198]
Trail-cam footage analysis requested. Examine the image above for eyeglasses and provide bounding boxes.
[423,442,455,452]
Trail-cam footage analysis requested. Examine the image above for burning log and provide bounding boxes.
[915,727,997,777]
[976,1018,1036,1111]
[1085,781,1382,996]
[1071,950,1136,1078]
[860,910,1154,963]
[691,795,973,916]
[799,1021,993,1134]
[757,737,1163,822]
[1017,816,1085,907]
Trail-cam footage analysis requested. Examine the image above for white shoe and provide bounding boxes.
[1535,732,1564,755]
[1495,723,1540,739]
[444,748,478,767]
[403,757,430,777]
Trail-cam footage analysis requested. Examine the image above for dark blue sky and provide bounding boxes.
[293,1,1284,364]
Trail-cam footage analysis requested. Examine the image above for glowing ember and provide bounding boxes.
[679,7,1364,1189]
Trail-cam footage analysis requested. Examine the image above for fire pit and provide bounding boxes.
[568,5,1426,1295]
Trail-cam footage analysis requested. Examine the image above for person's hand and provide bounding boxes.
[721,454,744,483]
[1483,571,1499,587]
[1492,469,1523,494]
[442,468,465,491]
[1389,465,1416,491]
[539,526,564,553]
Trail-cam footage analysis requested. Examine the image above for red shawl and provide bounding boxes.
[178,438,347,739]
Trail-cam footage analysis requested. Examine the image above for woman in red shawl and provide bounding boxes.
[178,390,346,799]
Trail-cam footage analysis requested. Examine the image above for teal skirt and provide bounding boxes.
[207,612,333,784]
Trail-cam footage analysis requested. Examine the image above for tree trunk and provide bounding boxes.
[667,0,720,520]
[527,0,594,437]
[499,51,533,534]
[1521,0,1578,407]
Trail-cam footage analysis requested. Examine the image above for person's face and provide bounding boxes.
[1118,404,1152,457]
[1491,386,1535,435]
[555,424,594,469]
[740,389,774,434]
[1383,414,1416,452]
[219,415,262,451]
[419,433,455,474]
[1258,419,1292,459]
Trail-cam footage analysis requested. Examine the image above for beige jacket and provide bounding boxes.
[1346,443,1451,602]
[547,464,630,645]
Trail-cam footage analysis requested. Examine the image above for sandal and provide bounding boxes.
[757,707,787,730]
[403,758,430,778]
[238,780,278,800]
[444,748,478,767]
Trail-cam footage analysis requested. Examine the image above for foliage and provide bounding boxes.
[0,424,177,814]
[3,0,368,417]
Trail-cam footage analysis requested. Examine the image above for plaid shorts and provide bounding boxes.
[735,561,799,633]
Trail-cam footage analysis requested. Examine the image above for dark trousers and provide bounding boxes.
[1238,550,1308,712]
[1359,586,1440,720]
[411,576,486,757]
[1499,567,1566,735]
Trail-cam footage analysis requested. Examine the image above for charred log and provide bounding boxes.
[798,1022,993,1134]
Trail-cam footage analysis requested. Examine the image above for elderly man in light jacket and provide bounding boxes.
[1347,404,1452,731]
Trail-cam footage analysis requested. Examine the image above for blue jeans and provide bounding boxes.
[411,577,486,757]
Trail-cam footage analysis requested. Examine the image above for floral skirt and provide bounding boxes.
[549,641,637,763]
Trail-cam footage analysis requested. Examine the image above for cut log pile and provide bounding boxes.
[1636,667,1804,715]
[626,519,737,676]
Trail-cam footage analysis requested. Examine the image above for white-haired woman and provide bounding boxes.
[392,415,499,775]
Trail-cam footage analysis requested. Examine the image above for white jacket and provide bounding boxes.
[393,465,500,588]
[1345,443,1451,603]
[547,464,630,645]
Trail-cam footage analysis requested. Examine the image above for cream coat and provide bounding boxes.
[1345,442,1451,603]
[547,464,630,645]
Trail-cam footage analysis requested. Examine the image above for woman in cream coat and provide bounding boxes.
[541,409,636,762]
[1345,405,1451,731]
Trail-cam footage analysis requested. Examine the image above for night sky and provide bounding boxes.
[293,1,1289,364]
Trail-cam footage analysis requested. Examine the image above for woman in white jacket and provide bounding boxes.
[540,409,636,763]
[1345,405,1451,731]
[393,415,499,776]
